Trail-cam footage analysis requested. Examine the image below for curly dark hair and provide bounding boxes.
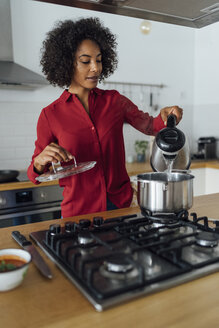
[40,17,118,87]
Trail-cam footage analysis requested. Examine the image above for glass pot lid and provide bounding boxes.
[35,156,96,182]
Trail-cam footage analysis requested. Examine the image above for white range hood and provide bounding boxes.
[35,0,219,28]
[0,0,48,89]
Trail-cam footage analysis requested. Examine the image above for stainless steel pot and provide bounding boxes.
[137,172,194,214]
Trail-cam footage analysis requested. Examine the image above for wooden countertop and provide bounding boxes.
[126,159,219,176]
[0,193,219,328]
[0,179,59,191]
[1,160,219,192]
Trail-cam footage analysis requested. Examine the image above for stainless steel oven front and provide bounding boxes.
[0,184,63,228]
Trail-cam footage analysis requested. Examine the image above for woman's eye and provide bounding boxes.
[81,60,102,64]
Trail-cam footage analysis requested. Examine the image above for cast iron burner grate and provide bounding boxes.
[141,208,189,223]
[30,212,219,311]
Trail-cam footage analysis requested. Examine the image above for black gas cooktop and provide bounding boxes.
[30,211,219,311]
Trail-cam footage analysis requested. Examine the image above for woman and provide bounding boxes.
[27,17,183,218]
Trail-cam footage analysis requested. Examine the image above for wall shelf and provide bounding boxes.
[102,81,166,89]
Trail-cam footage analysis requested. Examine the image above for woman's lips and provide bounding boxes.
[86,76,98,82]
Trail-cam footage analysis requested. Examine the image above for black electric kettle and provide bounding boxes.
[150,114,191,172]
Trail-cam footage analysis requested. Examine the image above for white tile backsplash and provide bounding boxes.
[0,102,44,170]
[0,136,26,148]
[15,147,35,159]
[0,148,16,160]
[15,124,36,136]
[0,125,16,137]
[2,158,32,170]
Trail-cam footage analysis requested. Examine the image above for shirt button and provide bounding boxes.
[91,127,95,131]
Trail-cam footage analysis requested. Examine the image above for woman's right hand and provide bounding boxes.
[33,142,73,174]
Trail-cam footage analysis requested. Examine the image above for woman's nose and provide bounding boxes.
[90,61,98,72]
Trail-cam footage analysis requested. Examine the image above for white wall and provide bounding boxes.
[193,23,219,155]
[0,0,215,170]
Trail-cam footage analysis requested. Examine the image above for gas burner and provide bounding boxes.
[99,254,139,280]
[150,220,178,228]
[78,231,95,245]
[196,232,218,247]
[105,254,133,273]
[141,208,188,225]
[148,215,179,226]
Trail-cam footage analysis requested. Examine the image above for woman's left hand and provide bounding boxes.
[160,106,183,126]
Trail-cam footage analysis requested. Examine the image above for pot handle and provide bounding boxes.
[130,176,138,183]
[162,183,168,191]
[132,176,153,184]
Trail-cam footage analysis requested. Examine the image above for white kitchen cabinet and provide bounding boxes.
[191,168,219,196]
[191,168,205,196]
[205,168,219,194]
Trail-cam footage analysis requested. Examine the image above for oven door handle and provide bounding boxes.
[0,206,61,220]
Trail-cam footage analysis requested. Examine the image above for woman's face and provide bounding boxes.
[71,39,102,91]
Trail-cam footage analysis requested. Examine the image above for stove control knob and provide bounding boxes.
[0,197,6,207]
[79,219,91,229]
[40,191,47,199]
[93,216,104,226]
[49,224,61,235]
[65,221,76,233]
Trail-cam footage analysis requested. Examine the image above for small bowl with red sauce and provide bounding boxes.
[0,248,31,291]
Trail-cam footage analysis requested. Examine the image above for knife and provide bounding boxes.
[12,231,53,279]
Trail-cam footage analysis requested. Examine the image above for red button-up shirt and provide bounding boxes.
[27,88,165,218]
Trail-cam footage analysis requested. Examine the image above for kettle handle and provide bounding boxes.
[167,114,177,128]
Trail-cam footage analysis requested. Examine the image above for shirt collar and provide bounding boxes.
[60,88,104,103]
[60,90,73,102]
[92,87,104,95]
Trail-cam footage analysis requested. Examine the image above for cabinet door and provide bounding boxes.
[191,169,205,196]
[192,168,219,196]
[205,168,219,194]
